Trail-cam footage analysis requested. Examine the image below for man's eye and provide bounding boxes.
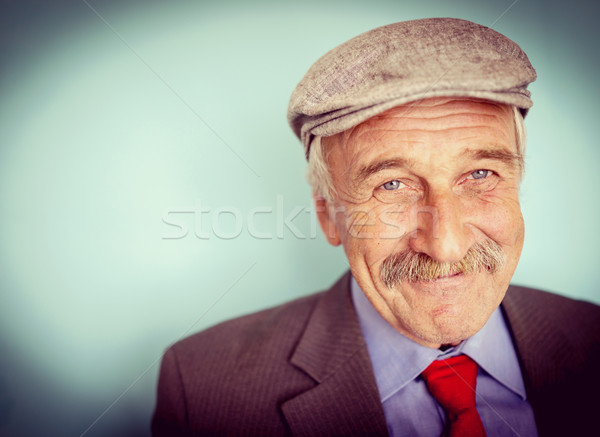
[382,180,404,191]
[468,169,493,180]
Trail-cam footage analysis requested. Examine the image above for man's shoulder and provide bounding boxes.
[167,271,352,370]
[154,273,355,435]
[503,284,600,327]
[171,290,323,362]
[502,286,600,436]
[502,284,600,365]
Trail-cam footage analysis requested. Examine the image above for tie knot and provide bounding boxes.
[421,354,479,414]
[421,355,486,436]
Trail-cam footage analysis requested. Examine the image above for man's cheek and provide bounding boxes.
[464,196,522,241]
[344,205,411,240]
[345,209,377,239]
[378,208,411,240]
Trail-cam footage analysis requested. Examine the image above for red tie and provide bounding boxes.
[421,355,487,437]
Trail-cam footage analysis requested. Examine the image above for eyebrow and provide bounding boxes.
[356,158,413,184]
[462,148,523,170]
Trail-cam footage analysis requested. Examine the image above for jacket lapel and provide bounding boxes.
[502,285,561,396]
[281,272,388,437]
[501,284,599,436]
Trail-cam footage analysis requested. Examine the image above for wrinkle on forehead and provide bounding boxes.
[342,99,512,148]
[355,114,512,141]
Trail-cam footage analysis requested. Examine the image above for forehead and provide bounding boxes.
[327,97,516,170]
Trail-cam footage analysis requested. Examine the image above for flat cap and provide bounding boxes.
[287,18,537,158]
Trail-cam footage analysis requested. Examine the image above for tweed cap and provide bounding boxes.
[288,18,537,158]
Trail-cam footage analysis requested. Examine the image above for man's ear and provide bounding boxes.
[314,195,342,246]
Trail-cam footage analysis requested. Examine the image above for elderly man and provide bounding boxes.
[152,18,599,437]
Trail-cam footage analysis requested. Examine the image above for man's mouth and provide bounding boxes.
[433,272,463,281]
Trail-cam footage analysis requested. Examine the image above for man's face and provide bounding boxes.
[316,98,524,348]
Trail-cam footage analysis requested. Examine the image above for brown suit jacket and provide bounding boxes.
[152,272,600,436]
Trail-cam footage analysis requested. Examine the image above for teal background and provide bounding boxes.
[1,0,598,435]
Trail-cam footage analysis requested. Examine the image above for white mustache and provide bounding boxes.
[380,239,505,286]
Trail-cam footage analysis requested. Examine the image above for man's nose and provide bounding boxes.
[408,189,473,263]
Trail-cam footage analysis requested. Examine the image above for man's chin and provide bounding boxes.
[410,324,478,349]
[398,307,488,348]
[372,272,502,347]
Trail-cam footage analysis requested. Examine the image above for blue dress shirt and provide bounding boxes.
[351,277,538,437]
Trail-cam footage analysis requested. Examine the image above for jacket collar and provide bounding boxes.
[281,272,388,436]
[501,285,560,395]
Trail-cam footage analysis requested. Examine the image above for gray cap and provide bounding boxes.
[287,18,537,158]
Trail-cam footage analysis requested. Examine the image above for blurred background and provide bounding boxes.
[1,0,598,435]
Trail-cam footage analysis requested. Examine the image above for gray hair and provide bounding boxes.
[307,105,526,203]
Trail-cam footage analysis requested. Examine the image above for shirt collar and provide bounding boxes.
[350,276,527,402]
[462,303,527,400]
